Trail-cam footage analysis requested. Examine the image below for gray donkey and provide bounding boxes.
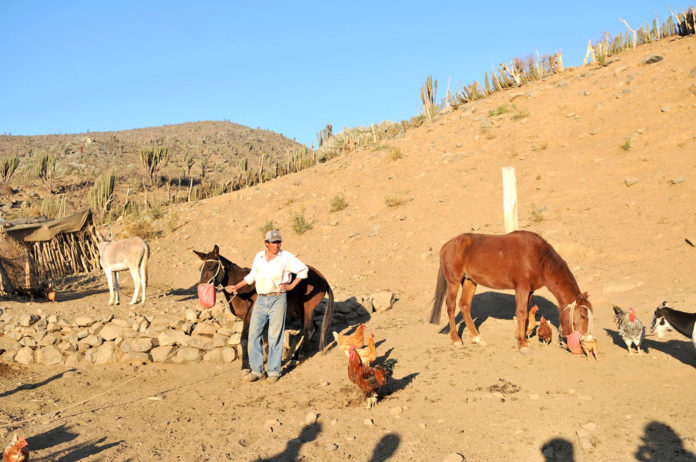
[97,232,150,305]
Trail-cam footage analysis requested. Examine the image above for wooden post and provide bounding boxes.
[502,167,518,233]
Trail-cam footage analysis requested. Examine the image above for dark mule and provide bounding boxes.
[193,245,334,371]
[429,230,593,352]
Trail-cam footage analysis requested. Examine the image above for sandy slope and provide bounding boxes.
[1,35,696,461]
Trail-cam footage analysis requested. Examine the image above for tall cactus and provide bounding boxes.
[0,155,19,182]
[139,146,169,185]
[88,171,116,215]
[420,75,438,121]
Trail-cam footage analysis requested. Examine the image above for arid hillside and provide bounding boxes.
[0,34,695,462]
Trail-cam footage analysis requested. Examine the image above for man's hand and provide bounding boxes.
[224,285,237,295]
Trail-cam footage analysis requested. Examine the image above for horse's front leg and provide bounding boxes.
[459,279,484,345]
[514,290,532,353]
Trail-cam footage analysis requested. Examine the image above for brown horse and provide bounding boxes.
[193,245,334,371]
[429,230,593,353]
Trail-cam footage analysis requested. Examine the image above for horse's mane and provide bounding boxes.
[539,239,580,296]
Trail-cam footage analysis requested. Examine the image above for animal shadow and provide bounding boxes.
[166,285,198,302]
[436,292,559,338]
[323,296,372,354]
[603,328,650,354]
[642,337,696,368]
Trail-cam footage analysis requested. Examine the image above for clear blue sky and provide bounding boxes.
[0,1,691,147]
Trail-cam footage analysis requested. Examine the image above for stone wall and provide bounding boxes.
[0,291,393,366]
[0,306,244,366]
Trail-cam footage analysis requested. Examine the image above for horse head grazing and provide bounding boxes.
[563,294,594,334]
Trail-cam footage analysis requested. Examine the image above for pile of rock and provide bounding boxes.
[0,306,244,366]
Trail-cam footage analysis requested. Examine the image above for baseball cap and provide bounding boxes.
[265,230,282,242]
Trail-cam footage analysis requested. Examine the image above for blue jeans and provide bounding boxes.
[248,293,287,377]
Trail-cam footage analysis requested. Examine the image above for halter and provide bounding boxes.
[560,300,594,337]
[200,259,224,287]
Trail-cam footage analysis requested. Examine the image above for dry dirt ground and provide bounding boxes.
[1,36,696,462]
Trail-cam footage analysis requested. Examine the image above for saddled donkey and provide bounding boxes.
[97,233,150,305]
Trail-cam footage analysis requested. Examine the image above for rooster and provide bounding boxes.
[538,316,552,345]
[356,332,377,365]
[526,304,539,338]
[348,345,396,409]
[3,434,28,462]
[333,324,366,355]
[613,305,645,355]
[46,286,56,303]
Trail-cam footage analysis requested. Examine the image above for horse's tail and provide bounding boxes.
[429,262,447,324]
[319,282,334,353]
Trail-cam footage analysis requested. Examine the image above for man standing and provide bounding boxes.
[224,230,308,383]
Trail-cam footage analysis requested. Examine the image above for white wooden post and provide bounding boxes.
[502,167,518,233]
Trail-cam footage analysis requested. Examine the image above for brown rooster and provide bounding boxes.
[356,332,377,365]
[538,315,552,345]
[3,434,28,462]
[333,324,366,355]
[526,305,539,338]
[46,286,56,303]
[348,345,397,408]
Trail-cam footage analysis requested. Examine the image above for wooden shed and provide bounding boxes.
[0,209,101,294]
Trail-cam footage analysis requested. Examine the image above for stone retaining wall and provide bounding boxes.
[0,291,394,366]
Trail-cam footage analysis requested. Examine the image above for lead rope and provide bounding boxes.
[561,301,594,336]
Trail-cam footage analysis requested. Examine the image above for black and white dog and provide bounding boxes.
[651,301,696,351]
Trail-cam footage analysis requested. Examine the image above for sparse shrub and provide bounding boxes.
[531,143,548,151]
[389,147,403,161]
[488,105,510,117]
[512,108,530,120]
[127,219,157,240]
[530,203,545,223]
[148,202,164,220]
[622,138,632,151]
[166,210,179,233]
[329,194,348,213]
[259,219,276,236]
[385,192,408,208]
[290,208,312,234]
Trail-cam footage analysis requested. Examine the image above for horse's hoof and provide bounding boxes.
[472,336,487,346]
[519,346,531,355]
[451,341,464,348]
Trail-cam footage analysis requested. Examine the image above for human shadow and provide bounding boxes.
[0,369,75,398]
[641,337,696,368]
[635,421,696,461]
[541,437,575,461]
[603,328,651,354]
[259,422,321,462]
[28,424,123,461]
[436,292,559,338]
[368,432,400,462]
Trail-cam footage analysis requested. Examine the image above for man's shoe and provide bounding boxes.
[245,373,261,382]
